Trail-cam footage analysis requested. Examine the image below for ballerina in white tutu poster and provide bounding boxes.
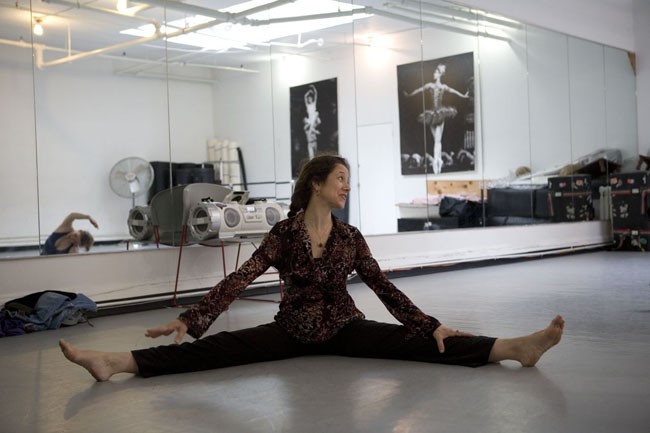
[398,52,475,175]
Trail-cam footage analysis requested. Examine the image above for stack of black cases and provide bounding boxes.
[548,174,595,222]
[610,171,650,251]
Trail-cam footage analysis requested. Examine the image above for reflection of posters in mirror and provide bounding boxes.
[290,78,339,179]
[397,52,475,175]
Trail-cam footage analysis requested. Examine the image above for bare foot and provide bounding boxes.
[59,339,119,381]
[517,315,565,367]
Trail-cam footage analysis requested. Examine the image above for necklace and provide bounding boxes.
[307,223,331,249]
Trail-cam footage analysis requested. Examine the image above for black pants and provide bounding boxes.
[132,319,497,378]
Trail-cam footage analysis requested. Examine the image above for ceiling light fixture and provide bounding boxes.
[33,18,44,36]
[116,0,128,13]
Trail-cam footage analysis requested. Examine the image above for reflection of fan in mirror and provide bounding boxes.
[109,157,154,207]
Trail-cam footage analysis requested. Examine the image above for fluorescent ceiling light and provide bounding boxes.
[33,19,44,36]
[116,0,128,13]
[120,0,371,51]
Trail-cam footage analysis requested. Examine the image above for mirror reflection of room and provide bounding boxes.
[0,0,641,259]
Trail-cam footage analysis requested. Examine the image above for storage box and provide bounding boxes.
[612,228,650,251]
[548,174,591,192]
[486,187,550,218]
[609,171,648,190]
[550,191,594,222]
[611,188,650,229]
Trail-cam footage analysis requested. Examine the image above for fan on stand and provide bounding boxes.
[109,157,154,207]
[110,157,155,241]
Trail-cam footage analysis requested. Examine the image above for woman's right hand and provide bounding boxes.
[145,319,188,344]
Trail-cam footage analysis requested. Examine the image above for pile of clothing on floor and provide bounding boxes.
[0,290,97,337]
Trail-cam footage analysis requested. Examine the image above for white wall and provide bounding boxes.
[634,0,650,155]
[0,46,38,246]
[0,45,215,245]
[456,0,636,51]
[459,0,649,158]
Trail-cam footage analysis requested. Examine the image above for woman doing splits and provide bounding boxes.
[60,155,564,381]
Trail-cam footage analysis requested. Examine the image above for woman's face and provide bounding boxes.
[314,164,350,209]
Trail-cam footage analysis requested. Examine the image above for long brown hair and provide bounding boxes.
[79,230,94,251]
[289,155,349,218]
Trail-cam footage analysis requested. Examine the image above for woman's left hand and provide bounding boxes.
[433,325,475,353]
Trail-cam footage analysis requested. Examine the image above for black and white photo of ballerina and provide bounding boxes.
[303,84,322,160]
[290,78,339,179]
[404,64,469,174]
[397,52,475,175]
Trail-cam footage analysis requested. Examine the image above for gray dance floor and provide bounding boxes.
[1,250,649,433]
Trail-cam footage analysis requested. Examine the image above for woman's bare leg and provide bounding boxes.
[59,339,139,382]
[488,315,565,366]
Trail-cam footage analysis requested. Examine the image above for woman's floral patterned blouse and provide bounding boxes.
[179,211,441,342]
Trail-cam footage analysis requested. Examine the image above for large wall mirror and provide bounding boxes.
[0,0,638,260]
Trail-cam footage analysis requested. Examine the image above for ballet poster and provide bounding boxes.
[290,78,339,178]
[397,52,475,175]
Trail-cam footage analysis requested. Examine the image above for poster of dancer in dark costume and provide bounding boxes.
[398,52,475,175]
[290,78,339,179]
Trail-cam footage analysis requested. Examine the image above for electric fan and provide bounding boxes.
[109,157,155,207]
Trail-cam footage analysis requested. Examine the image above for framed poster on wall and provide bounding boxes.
[397,52,475,175]
[290,78,339,179]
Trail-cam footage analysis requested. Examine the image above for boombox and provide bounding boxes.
[188,200,288,240]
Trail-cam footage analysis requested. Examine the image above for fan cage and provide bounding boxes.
[109,157,154,199]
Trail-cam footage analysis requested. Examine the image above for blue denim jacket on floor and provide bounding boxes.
[15,292,97,332]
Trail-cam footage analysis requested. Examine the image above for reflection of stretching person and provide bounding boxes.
[40,212,98,255]
[303,85,321,159]
[405,64,469,174]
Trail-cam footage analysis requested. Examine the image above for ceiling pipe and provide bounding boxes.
[39,13,233,68]
[388,2,477,25]
[397,0,521,29]
[385,3,484,32]
[113,46,255,76]
[369,7,509,42]
[38,26,163,67]
[130,0,232,20]
[228,0,298,20]
[115,70,219,83]
[268,37,324,48]
[0,37,258,77]
[116,58,258,74]
[42,0,155,24]
[0,37,33,49]
[249,8,360,26]
[130,0,298,23]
